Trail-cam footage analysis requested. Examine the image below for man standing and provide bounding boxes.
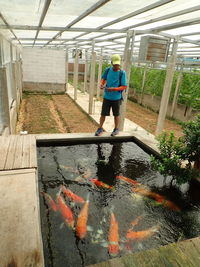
[95,54,127,136]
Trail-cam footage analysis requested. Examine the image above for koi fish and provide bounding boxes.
[133,187,180,211]
[41,192,58,212]
[116,175,140,186]
[130,216,143,228]
[126,226,159,241]
[61,186,85,204]
[108,210,119,257]
[76,193,90,239]
[90,178,113,189]
[56,191,74,228]
[59,164,78,173]
[82,168,92,179]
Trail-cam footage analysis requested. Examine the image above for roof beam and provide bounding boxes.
[44,0,111,46]
[180,31,200,37]
[97,0,174,30]
[0,25,127,33]
[0,12,21,44]
[33,0,52,46]
[151,17,200,32]
[73,0,174,44]
[124,4,200,31]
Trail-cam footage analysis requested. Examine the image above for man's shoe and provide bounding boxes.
[95,128,104,136]
[111,128,119,136]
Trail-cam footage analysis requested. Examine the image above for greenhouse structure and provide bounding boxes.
[0,0,200,266]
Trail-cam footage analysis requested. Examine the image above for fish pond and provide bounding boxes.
[37,139,200,267]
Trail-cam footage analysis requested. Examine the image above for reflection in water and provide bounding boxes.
[38,142,200,267]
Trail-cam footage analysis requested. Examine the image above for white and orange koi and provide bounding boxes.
[126,226,159,241]
[41,192,58,212]
[116,175,140,186]
[133,187,180,211]
[56,190,74,228]
[108,210,119,257]
[61,186,85,204]
[76,193,90,239]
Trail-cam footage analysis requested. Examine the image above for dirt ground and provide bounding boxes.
[16,94,97,134]
[16,93,183,137]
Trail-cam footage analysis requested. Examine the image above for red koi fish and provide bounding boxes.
[76,193,90,239]
[61,186,85,204]
[90,178,113,189]
[108,210,119,257]
[56,191,74,228]
[133,187,180,211]
[126,226,159,241]
[41,192,58,212]
[116,175,140,186]
[125,216,143,251]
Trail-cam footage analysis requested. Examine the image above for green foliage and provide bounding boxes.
[129,66,200,109]
[151,115,200,185]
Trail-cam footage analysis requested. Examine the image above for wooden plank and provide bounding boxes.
[0,136,11,170]
[21,135,30,168]
[29,135,37,168]
[12,135,24,169]
[4,135,18,170]
[0,168,44,266]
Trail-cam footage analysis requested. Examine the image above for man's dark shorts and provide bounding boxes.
[101,98,122,116]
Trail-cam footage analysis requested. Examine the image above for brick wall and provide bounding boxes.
[22,48,66,84]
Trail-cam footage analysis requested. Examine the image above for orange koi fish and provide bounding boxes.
[56,191,74,228]
[108,210,119,257]
[126,226,159,241]
[76,193,90,239]
[130,216,143,228]
[61,186,85,204]
[133,187,180,211]
[41,192,58,212]
[116,175,140,186]
[90,178,113,189]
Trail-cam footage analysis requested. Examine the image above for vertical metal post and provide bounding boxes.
[73,45,79,100]
[83,49,88,93]
[155,37,178,135]
[88,41,96,114]
[65,47,69,93]
[96,47,103,99]
[119,30,135,131]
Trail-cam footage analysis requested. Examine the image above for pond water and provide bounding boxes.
[37,141,200,267]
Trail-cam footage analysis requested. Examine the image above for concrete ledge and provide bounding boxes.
[0,168,44,266]
[23,82,66,94]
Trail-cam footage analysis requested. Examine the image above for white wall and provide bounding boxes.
[22,48,66,84]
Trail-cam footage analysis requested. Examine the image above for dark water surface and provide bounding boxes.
[37,141,200,267]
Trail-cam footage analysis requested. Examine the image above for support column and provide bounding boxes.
[88,41,96,115]
[0,67,10,134]
[170,63,183,118]
[83,49,88,93]
[96,47,103,99]
[65,47,69,93]
[140,64,148,105]
[119,30,135,131]
[155,37,178,135]
[73,46,79,100]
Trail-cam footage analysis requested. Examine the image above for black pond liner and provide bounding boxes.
[37,137,200,267]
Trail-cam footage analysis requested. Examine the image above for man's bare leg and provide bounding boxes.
[114,116,120,129]
[99,115,106,128]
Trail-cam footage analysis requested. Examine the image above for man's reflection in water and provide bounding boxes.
[95,143,123,186]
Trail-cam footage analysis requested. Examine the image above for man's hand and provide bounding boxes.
[100,84,105,89]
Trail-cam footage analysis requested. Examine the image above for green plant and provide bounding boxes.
[151,115,200,185]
